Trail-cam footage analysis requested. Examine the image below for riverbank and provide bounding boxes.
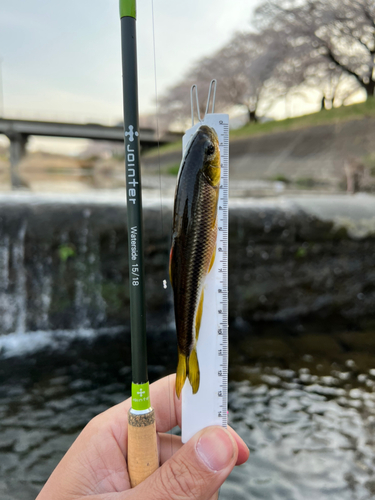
[1,104,375,194]
[143,116,375,195]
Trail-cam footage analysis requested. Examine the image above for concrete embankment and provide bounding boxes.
[143,117,375,194]
[0,192,373,336]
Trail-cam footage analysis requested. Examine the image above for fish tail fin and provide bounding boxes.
[176,348,187,399]
[188,347,200,394]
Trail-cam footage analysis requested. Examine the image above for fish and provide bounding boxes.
[169,124,221,398]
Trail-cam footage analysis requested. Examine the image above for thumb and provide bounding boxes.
[131,426,238,500]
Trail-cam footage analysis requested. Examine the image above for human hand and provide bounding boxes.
[36,374,249,500]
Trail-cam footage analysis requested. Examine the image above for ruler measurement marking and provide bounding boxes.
[216,118,228,430]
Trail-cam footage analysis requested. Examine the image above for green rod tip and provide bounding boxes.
[131,382,151,411]
[120,0,136,19]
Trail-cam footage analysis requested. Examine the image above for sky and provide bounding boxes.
[0,0,261,153]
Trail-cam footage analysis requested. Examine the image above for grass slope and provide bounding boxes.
[231,97,375,139]
[143,98,375,158]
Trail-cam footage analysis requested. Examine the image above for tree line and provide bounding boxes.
[159,0,375,128]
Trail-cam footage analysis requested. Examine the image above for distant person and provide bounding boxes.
[344,157,366,194]
[36,374,249,500]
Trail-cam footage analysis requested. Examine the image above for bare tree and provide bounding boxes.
[158,80,196,132]
[217,32,289,122]
[159,30,286,127]
[254,0,375,99]
[159,0,375,131]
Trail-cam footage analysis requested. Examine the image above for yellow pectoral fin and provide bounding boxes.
[188,348,200,394]
[195,289,204,340]
[208,246,216,273]
[176,348,187,399]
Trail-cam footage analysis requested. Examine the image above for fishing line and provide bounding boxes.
[150,0,167,288]
[150,0,174,460]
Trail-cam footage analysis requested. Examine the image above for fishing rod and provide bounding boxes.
[119,0,159,487]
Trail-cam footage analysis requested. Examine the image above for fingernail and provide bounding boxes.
[196,428,235,471]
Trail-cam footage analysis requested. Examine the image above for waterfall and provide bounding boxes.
[74,208,106,330]
[13,222,27,334]
[0,223,28,334]
[0,200,114,336]
[0,233,13,332]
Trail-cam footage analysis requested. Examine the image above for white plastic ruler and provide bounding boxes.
[181,113,229,443]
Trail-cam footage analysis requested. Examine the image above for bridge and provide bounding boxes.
[0,118,180,188]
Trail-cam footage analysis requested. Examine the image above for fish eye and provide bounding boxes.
[206,143,215,156]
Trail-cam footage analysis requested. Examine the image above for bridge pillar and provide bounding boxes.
[7,133,28,189]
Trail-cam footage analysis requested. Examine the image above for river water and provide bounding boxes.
[1,324,375,500]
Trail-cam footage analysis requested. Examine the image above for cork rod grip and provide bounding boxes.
[127,408,159,487]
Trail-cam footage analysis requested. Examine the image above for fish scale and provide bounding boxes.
[170,125,220,397]
[172,146,217,355]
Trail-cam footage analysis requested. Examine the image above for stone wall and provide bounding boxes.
[228,196,375,332]
[0,194,374,336]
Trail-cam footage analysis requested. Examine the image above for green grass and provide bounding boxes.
[58,244,76,262]
[269,174,291,184]
[295,177,318,189]
[362,153,375,176]
[295,246,307,259]
[4,99,375,167]
[165,163,180,176]
[231,98,375,139]
[142,98,375,158]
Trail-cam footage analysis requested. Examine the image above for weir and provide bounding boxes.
[0,193,374,340]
